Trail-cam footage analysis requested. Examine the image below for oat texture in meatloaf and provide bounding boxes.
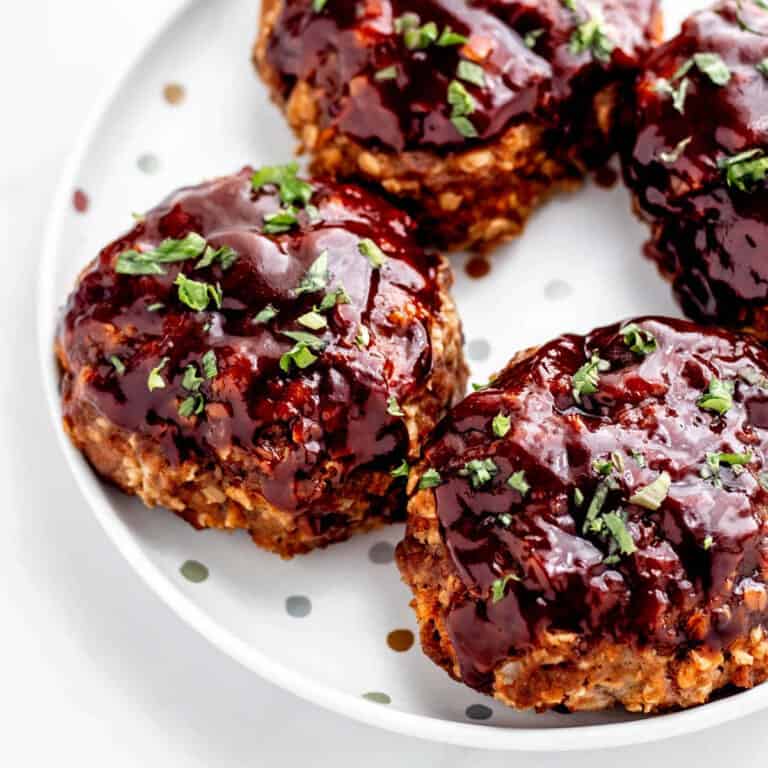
[397,316,768,712]
[254,0,662,252]
[56,165,467,558]
[622,1,768,337]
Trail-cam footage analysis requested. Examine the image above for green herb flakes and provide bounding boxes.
[391,460,410,479]
[491,573,520,604]
[719,149,768,192]
[296,251,329,295]
[254,304,278,324]
[109,355,125,375]
[147,357,169,391]
[418,468,442,490]
[572,353,610,402]
[252,162,314,207]
[358,239,387,268]
[459,458,498,489]
[116,232,207,275]
[492,412,511,438]
[629,471,671,510]
[457,60,485,87]
[507,470,530,497]
[387,396,405,417]
[697,377,734,415]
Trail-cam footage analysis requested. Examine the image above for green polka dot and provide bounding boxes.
[362,692,391,704]
[465,704,493,721]
[180,560,209,583]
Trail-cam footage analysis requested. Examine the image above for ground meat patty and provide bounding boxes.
[56,166,467,558]
[397,317,768,712]
[622,1,768,336]
[254,0,662,252]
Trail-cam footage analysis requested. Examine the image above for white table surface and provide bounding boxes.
[4,0,768,764]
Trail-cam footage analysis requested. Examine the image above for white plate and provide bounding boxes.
[37,0,765,751]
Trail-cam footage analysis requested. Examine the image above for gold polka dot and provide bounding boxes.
[163,82,186,105]
[386,628,415,652]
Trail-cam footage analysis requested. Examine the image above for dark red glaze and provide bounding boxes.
[266,0,659,153]
[58,168,443,512]
[421,317,768,690]
[622,1,768,328]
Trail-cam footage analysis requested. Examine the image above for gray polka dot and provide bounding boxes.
[544,279,573,300]
[137,153,161,174]
[465,704,493,721]
[363,692,391,704]
[368,541,395,564]
[180,560,208,583]
[285,595,312,618]
[467,338,491,362]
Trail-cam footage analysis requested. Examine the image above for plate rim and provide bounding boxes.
[36,0,768,750]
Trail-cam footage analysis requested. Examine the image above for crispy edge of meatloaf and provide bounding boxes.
[253,0,662,253]
[397,479,768,713]
[56,259,468,559]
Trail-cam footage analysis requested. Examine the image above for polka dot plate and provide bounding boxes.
[39,0,768,751]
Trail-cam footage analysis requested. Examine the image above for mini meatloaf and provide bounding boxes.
[56,165,467,558]
[622,1,768,336]
[254,0,662,252]
[398,317,768,713]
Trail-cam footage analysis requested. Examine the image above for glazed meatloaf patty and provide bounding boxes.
[397,317,768,712]
[254,0,662,252]
[57,165,467,558]
[622,1,768,336]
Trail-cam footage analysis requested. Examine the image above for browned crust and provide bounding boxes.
[58,259,467,559]
[397,480,768,713]
[253,3,662,252]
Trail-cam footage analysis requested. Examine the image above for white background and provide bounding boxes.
[4,0,768,764]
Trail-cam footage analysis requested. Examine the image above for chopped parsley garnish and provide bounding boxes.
[702,451,752,487]
[492,412,511,438]
[391,459,410,479]
[457,60,485,87]
[394,12,420,34]
[593,458,613,476]
[572,353,609,403]
[760,471,768,492]
[195,244,237,271]
[507,470,530,497]
[174,273,222,312]
[116,232,207,275]
[355,325,370,349]
[758,58,768,77]
[524,28,544,48]
[574,488,584,506]
[703,535,714,550]
[298,311,328,331]
[201,350,218,380]
[387,396,404,417]
[472,382,490,392]
[147,357,169,391]
[447,80,478,138]
[621,323,658,356]
[358,238,387,268]
[675,52,731,86]
[561,0,577,10]
[178,393,205,418]
[659,136,692,165]
[182,364,204,392]
[418,468,442,490]
[263,207,299,234]
[491,573,520,604]
[109,355,125,375]
[719,149,768,192]
[252,162,314,207]
[459,458,498,488]
[569,17,614,63]
[631,450,647,468]
[312,0,327,11]
[628,471,671,510]
[317,285,350,311]
[582,476,616,534]
[279,331,326,372]
[437,26,467,46]
[254,304,278,324]
[403,20,438,50]
[146,302,165,312]
[296,251,329,295]
[697,377,734,415]
[655,76,689,114]
[374,65,398,81]
[602,511,637,561]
